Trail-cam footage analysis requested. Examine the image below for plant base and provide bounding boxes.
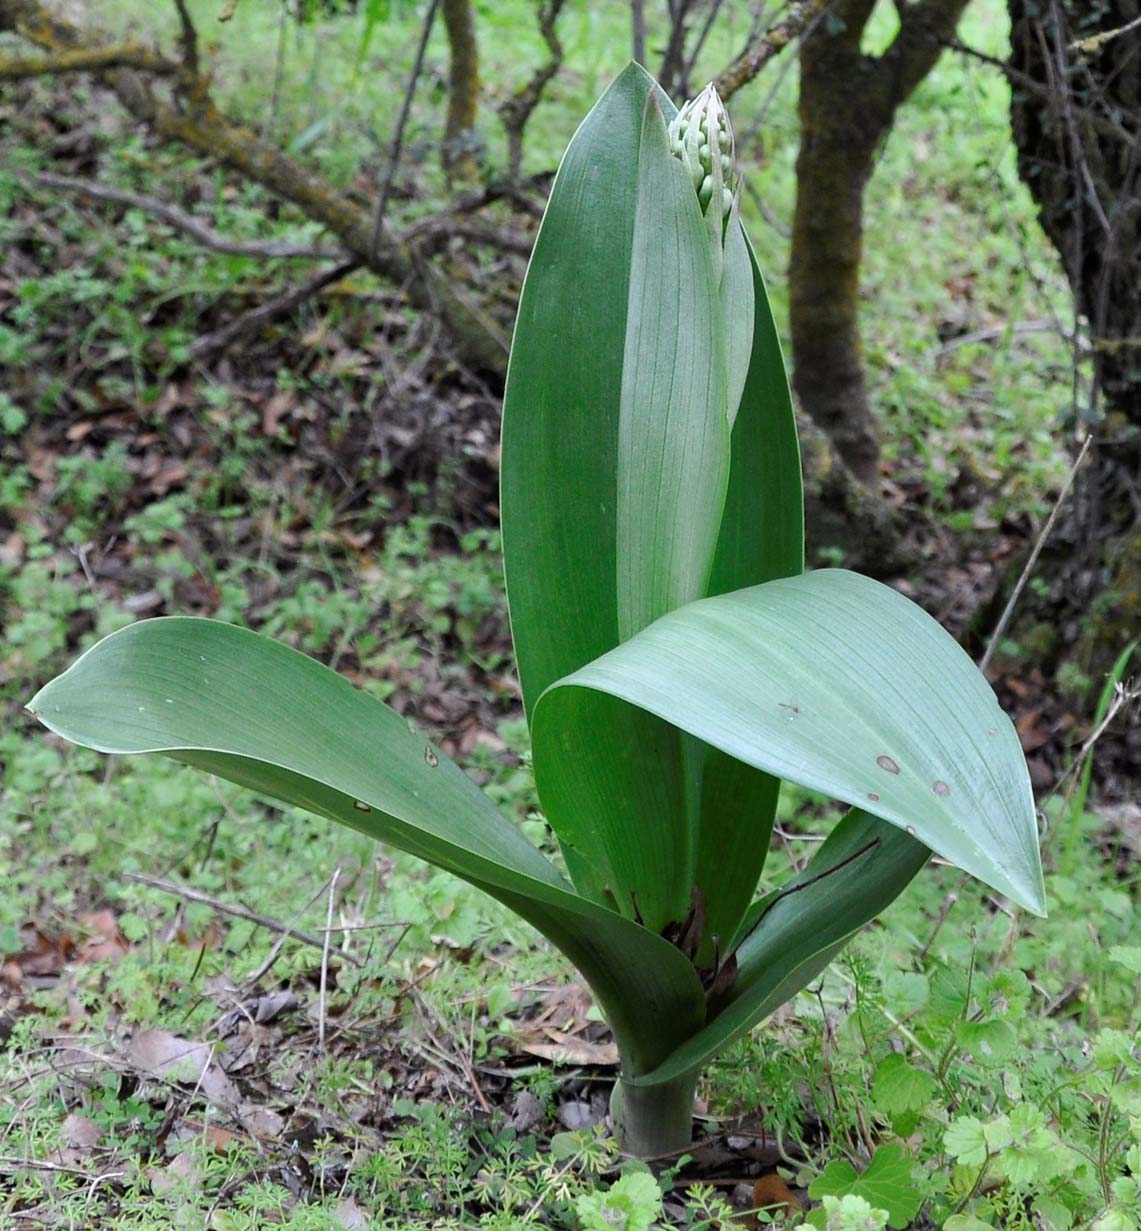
[609,1071,699,1158]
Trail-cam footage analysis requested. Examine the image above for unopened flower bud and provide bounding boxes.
[667,83,737,230]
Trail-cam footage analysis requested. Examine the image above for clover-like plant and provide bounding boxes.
[29,66,1044,1157]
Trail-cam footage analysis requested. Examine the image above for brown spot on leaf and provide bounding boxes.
[424,746,439,768]
[352,800,371,812]
[933,781,951,797]
[906,825,917,836]
[867,792,880,802]
[876,754,901,774]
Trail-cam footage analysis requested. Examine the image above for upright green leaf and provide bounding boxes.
[500,64,705,928]
[616,91,730,641]
[691,238,804,958]
[501,63,652,717]
[27,618,707,1075]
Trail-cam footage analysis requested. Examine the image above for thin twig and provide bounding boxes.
[124,871,363,965]
[32,172,345,260]
[680,0,725,87]
[631,0,645,65]
[411,989,493,1114]
[0,1156,125,1181]
[370,0,441,264]
[1069,13,1141,55]
[188,258,359,360]
[980,435,1092,674]
[239,872,340,989]
[932,318,1080,358]
[317,867,341,1052]
[1043,676,1139,827]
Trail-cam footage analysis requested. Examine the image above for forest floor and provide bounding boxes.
[1,2,1138,1229]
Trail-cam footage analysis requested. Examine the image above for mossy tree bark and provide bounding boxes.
[441,0,480,184]
[790,0,969,483]
[1006,0,1141,682]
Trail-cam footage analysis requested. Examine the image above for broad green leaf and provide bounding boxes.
[546,568,1045,915]
[944,1116,989,1167]
[872,1054,938,1118]
[27,618,706,1076]
[631,808,929,1086]
[808,1144,923,1230]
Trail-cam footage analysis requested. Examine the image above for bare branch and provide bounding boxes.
[631,0,646,66]
[188,259,360,360]
[680,0,725,88]
[498,0,567,182]
[406,218,533,257]
[947,36,1137,145]
[31,172,347,260]
[0,43,175,78]
[714,0,833,101]
[659,0,697,96]
[171,0,199,77]
[370,0,441,263]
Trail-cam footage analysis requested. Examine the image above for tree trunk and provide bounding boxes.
[789,0,970,484]
[441,0,480,183]
[1007,0,1141,685]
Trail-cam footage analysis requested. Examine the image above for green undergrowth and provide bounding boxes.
[2,698,1138,1227]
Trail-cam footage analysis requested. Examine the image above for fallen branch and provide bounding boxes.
[32,172,347,260]
[0,42,174,77]
[714,0,834,100]
[124,870,364,965]
[406,217,534,257]
[188,258,360,359]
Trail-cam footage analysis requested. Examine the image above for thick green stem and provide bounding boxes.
[609,1071,699,1158]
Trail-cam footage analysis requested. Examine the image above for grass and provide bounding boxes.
[1,1,1136,1227]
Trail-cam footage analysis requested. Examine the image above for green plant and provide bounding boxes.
[28,66,1044,1157]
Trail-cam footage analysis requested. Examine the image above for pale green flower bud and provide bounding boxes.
[667,83,737,229]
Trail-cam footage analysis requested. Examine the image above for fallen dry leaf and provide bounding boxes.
[753,1174,802,1216]
[129,1029,240,1107]
[2,924,76,984]
[76,911,129,964]
[62,1113,102,1152]
[515,1029,618,1067]
[239,1103,285,1141]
